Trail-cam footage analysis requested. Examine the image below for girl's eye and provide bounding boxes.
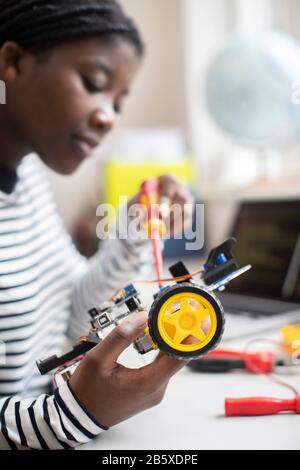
[82,76,104,94]
[82,75,123,115]
[114,103,122,115]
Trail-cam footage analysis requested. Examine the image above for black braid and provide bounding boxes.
[0,0,144,56]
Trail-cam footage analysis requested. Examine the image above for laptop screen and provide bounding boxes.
[225,200,300,303]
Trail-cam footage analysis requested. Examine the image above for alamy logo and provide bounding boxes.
[0,80,6,104]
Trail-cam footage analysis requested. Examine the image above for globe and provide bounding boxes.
[206,31,300,148]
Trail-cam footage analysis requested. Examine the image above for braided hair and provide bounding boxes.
[0,0,144,56]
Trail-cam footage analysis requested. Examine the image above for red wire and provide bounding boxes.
[244,338,299,397]
[152,230,164,288]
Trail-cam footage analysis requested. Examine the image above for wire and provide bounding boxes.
[244,338,299,397]
[152,232,164,288]
[108,268,204,302]
[78,336,88,343]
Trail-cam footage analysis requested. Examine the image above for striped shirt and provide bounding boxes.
[0,154,152,450]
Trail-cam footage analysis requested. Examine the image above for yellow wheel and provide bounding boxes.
[148,283,224,359]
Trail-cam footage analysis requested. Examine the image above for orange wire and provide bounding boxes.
[78,336,88,343]
[108,268,204,302]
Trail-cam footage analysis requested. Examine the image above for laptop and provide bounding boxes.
[218,199,300,340]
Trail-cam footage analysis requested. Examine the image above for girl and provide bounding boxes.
[0,0,194,450]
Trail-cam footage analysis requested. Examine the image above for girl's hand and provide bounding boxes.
[128,174,195,237]
[69,311,187,428]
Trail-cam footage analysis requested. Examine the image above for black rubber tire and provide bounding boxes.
[148,283,225,360]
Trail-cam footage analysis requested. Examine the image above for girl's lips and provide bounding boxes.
[72,135,98,160]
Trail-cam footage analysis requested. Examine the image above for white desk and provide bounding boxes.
[79,339,300,451]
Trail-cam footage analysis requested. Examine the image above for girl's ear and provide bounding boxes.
[0,41,27,83]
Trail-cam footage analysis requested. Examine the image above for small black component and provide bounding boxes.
[153,291,160,300]
[88,308,99,319]
[125,297,141,312]
[168,261,192,283]
[202,238,239,286]
[36,340,98,375]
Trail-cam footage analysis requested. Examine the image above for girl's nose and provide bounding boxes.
[90,107,116,133]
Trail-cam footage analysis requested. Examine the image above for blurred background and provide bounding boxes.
[46,0,300,259]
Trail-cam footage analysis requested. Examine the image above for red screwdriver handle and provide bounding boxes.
[139,179,165,288]
[140,179,159,193]
[225,396,300,417]
[140,179,160,219]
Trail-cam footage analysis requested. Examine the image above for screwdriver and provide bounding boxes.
[139,179,166,288]
[225,396,300,416]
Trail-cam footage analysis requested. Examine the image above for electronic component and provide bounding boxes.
[202,238,239,286]
[281,325,300,356]
[37,180,251,381]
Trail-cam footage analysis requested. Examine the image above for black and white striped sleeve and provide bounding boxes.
[0,381,107,450]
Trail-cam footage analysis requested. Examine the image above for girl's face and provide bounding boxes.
[3,37,141,174]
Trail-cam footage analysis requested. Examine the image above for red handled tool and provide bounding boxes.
[139,179,166,288]
[225,396,300,417]
[188,347,300,417]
